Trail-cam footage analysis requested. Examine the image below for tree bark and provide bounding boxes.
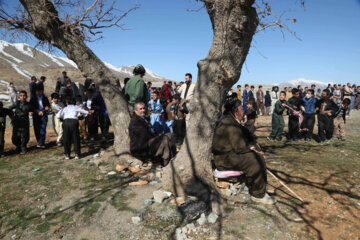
[163,0,258,199]
[19,0,131,155]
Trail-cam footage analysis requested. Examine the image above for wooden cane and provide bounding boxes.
[267,169,304,202]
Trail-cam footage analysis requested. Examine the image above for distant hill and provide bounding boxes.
[279,78,332,90]
[0,40,171,101]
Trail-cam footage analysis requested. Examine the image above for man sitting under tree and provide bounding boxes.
[129,102,176,166]
[212,98,276,205]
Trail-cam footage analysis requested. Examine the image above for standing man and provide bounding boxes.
[125,64,148,111]
[9,91,33,154]
[248,85,256,101]
[30,86,50,148]
[242,84,249,114]
[178,73,195,102]
[256,85,265,116]
[316,90,338,144]
[7,82,17,104]
[29,76,37,99]
[270,86,279,114]
[37,76,46,93]
[297,85,304,98]
[236,85,242,101]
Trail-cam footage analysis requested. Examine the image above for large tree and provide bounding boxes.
[0,0,138,156]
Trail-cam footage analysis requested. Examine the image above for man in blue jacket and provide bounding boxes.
[301,89,318,142]
[30,84,50,148]
[242,84,249,114]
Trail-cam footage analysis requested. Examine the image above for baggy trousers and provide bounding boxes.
[173,119,186,146]
[269,114,284,140]
[288,115,299,139]
[301,113,315,139]
[12,118,30,151]
[256,101,265,115]
[62,119,80,156]
[53,115,63,143]
[333,117,345,138]
[318,114,332,142]
[33,115,48,146]
[0,129,5,154]
[218,151,267,198]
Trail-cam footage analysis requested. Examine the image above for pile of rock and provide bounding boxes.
[216,181,250,202]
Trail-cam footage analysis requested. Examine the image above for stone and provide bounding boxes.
[146,172,155,181]
[149,181,158,185]
[116,164,127,172]
[223,189,232,197]
[186,223,196,230]
[181,226,188,234]
[164,191,172,198]
[129,167,141,173]
[129,181,148,186]
[207,212,219,224]
[175,228,183,240]
[131,216,141,225]
[134,170,147,177]
[32,168,41,172]
[196,213,207,226]
[153,190,170,203]
[11,235,16,239]
[170,197,186,206]
[216,181,230,189]
[93,153,100,158]
[41,214,46,219]
[203,228,209,233]
[104,171,117,180]
[155,171,162,179]
[144,199,153,206]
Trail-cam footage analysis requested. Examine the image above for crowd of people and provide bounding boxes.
[1,71,110,158]
[2,65,359,205]
[231,83,360,143]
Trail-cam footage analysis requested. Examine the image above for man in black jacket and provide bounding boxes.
[129,102,176,166]
[316,90,338,144]
[30,86,50,148]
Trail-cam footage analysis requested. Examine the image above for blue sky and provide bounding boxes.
[2,0,360,85]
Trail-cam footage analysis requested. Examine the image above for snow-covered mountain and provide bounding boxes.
[0,40,170,98]
[279,78,332,89]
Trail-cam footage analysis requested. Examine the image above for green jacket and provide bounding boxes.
[212,114,257,170]
[273,99,288,115]
[125,75,148,104]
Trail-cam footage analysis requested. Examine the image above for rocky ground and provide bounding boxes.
[0,111,359,240]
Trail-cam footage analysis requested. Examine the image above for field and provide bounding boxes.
[0,111,359,240]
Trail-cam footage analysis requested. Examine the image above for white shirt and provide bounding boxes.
[56,105,88,120]
[37,96,44,109]
[86,98,92,109]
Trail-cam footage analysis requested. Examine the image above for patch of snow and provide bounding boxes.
[0,94,9,101]
[13,43,34,58]
[2,58,32,78]
[0,80,9,87]
[144,67,163,79]
[279,78,332,89]
[0,42,23,63]
[104,62,121,72]
[40,51,64,67]
[56,56,78,69]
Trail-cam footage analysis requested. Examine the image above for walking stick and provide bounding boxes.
[267,169,304,202]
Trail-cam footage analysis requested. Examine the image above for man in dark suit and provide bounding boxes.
[129,102,176,166]
[248,85,256,101]
[30,84,50,148]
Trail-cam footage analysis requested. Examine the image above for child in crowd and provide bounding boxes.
[167,94,188,146]
[316,90,338,144]
[265,90,271,116]
[301,89,318,142]
[0,101,14,157]
[9,91,33,154]
[287,88,305,142]
[268,91,287,141]
[85,88,99,141]
[148,91,164,133]
[333,98,350,141]
[50,93,64,146]
[76,95,87,142]
[244,100,258,135]
[7,82,17,104]
[56,97,90,159]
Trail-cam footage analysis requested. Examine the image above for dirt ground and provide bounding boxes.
[0,111,359,240]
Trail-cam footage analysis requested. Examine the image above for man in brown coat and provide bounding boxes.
[212,98,275,205]
[256,85,265,116]
[129,102,176,166]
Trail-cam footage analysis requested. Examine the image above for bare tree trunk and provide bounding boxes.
[19,0,131,155]
[163,0,258,199]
